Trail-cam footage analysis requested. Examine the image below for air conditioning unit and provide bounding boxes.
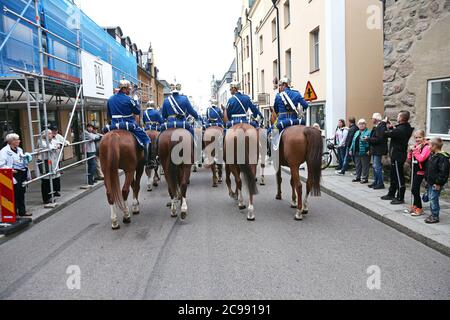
[258,93,270,105]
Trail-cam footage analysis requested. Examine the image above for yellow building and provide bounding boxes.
[234,0,384,136]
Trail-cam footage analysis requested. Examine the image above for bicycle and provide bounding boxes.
[321,138,339,170]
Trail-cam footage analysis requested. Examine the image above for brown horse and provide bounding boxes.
[99,130,145,230]
[158,128,193,220]
[203,126,224,187]
[272,125,323,221]
[224,123,259,221]
[145,129,161,191]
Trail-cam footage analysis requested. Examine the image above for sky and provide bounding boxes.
[74,0,243,111]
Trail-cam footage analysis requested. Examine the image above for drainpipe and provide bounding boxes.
[380,0,386,41]
[246,9,255,100]
[272,0,281,79]
[237,33,244,86]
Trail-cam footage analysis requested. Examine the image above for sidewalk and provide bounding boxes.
[0,164,106,238]
[299,168,450,257]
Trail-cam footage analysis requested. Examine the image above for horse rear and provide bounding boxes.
[99,130,145,230]
[158,128,193,221]
[145,130,161,191]
[203,126,224,187]
[224,123,259,221]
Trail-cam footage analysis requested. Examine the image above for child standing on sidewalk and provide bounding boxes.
[424,137,449,224]
[407,130,431,216]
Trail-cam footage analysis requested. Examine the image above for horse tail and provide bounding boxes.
[304,127,322,196]
[105,133,126,211]
[239,164,258,196]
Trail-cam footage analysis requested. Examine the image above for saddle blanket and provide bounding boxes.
[275,118,303,131]
[225,119,261,129]
[160,121,195,136]
[102,122,146,148]
[145,124,161,132]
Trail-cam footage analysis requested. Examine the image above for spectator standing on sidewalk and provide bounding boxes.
[381,111,414,205]
[0,133,32,217]
[337,117,357,175]
[407,130,431,216]
[366,113,388,189]
[93,125,104,181]
[333,119,348,173]
[349,119,371,184]
[423,138,449,224]
[84,124,102,186]
[38,130,61,204]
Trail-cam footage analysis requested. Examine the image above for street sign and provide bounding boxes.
[304,81,318,101]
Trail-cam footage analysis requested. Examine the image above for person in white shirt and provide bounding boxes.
[84,124,102,185]
[0,133,32,216]
[38,130,61,204]
[333,119,349,173]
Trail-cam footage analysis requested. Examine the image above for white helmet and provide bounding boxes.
[279,77,291,86]
[210,98,218,105]
[170,82,182,93]
[119,79,131,90]
[147,100,155,108]
[230,81,240,90]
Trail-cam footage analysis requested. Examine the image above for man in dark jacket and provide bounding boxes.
[337,117,357,175]
[424,138,450,224]
[366,113,388,189]
[381,111,414,204]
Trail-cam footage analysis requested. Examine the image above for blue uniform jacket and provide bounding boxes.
[107,91,141,123]
[226,92,262,119]
[273,88,309,120]
[206,106,224,124]
[162,93,199,121]
[143,108,164,125]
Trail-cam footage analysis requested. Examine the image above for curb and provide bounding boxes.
[281,168,450,258]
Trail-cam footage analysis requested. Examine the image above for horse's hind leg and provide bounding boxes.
[146,166,153,192]
[180,165,191,221]
[290,166,303,221]
[132,165,144,215]
[234,167,245,210]
[225,165,236,199]
[212,163,218,188]
[302,178,312,215]
[121,172,133,224]
[260,163,266,186]
[290,175,298,208]
[247,164,257,221]
[217,164,223,183]
[107,192,120,230]
[153,167,160,186]
[276,168,282,200]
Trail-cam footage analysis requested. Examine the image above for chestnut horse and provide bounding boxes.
[145,129,161,191]
[99,130,145,230]
[203,126,224,187]
[158,128,193,220]
[271,124,323,221]
[224,123,259,221]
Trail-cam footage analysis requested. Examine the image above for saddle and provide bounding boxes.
[102,122,144,148]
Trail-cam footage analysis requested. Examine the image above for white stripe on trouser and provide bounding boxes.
[395,161,403,190]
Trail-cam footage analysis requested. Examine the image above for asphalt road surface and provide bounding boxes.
[0,168,449,300]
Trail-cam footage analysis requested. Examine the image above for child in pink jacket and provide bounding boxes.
[407,130,431,216]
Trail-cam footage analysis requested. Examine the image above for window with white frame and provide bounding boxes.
[284,0,291,28]
[259,35,264,54]
[260,69,265,93]
[271,18,277,41]
[285,49,292,80]
[310,27,320,72]
[428,78,450,138]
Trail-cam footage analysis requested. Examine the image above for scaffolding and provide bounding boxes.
[0,0,138,207]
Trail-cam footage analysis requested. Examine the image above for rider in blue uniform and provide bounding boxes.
[143,100,164,131]
[223,82,263,128]
[106,79,152,166]
[205,99,224,128]
[161,82,200,136]
[273,77,309,129]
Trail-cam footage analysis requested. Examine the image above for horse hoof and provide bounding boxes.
[153,182,158,187]
[180,211,187,221]
[290,203,297,209]
[295,214,303,221]
[302,210,309,215]
[123,217,131,224]
[171,213,178,218]
[239,205,246,210]
[260,182,266,186]
[247,216,255,221]
[147,186,153,192]
[166,202,171,207]
[276,195,282,200]
[112,224,121,230]
[212,184,218,188]
[133,211,140,215]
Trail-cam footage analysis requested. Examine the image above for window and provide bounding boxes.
[285,49,292,80]
[260,70,265,93]
[3,16,35,67]
[309,104,326,131]
[273,59,279,80]
[245,35,250,59]
[271,18,277,41]
[247,72,251,95]
[284,0,291,28]
[427,78,450,139]
[310,28,320,72]
[259,35,264,54]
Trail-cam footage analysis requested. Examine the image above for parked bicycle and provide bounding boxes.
[321,138,339,170]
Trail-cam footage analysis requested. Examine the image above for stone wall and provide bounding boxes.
[383,0,450,135]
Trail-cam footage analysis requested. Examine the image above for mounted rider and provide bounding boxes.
[273,77,309,129]
[204,98,224,129]
[106,79,152,166]
[223,81,263,128]
[161,82,200,136]
[143,100,164,132]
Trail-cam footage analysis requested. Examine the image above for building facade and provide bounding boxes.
[383,0,450,145]
[233,0,384,136]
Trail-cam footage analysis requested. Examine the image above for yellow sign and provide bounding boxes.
[304,81,318,101]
